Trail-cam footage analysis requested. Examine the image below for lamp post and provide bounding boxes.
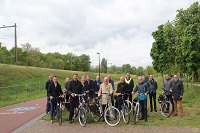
[0,23,17,65]
[96,52,100,79]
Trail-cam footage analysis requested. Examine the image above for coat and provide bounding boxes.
[98,83,113,105]
[171,80,184,100]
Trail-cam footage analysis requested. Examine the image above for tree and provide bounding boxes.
[101,58,107,73]
[121,64,132,74]
[79,54,91,71]
[145,66,155,75]
[174,2,200,81]
[137,66,144,76]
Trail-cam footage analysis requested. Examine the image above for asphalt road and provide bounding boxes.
[0,97,46,133]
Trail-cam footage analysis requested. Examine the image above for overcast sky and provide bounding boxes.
[0,0,197,68]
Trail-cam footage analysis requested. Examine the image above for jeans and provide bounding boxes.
[69,97,79,121]
[149,93,157,111]
[166,95,174,111]
[46,96,50,113]
[50,101,57,120]
[140,99,147,120]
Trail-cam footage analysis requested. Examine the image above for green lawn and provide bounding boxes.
[42,82,200,128]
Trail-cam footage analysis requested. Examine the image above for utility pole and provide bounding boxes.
[0,23,18,65]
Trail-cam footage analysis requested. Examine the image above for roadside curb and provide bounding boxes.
[11,113,46,133]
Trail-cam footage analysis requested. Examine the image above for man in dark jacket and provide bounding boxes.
[68,73,82,124]
[92,76,102,98]
[170,75,184,117]
[84,75,94,102]
[115,76,129,110]
[125,73,134,106]
[48,76,64,124]
[162,74,174,112]
[132,76,149,122]
[45,75,53,114]
[147,74,158,112]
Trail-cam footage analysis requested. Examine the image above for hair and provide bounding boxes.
[73,73,78,76]
[53,75,58,78]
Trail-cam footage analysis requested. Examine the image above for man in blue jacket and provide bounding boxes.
[132,76,149,122]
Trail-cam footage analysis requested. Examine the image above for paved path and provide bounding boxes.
[21,120,200,133]
[0,97,46,133]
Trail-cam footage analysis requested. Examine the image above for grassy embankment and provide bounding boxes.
[0,63,109,107]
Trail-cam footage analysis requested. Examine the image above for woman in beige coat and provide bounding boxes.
[98,77,113,111]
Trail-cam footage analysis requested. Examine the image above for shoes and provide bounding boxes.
[164,110,169,113]
[173,113,177,116]
[145,119,148,122]
[50,120,53,124]
[155,109,157,112]
[69,120,73,124]
[150,110,153,112]
[139,117,144,120]
[180,114,183,118]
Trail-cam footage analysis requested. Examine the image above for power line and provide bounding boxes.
[0,23,18,65]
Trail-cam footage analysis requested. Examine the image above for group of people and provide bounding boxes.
[45,73,184,124]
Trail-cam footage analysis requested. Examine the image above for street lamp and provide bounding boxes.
[96,52,100,79]
[0,23,17,65]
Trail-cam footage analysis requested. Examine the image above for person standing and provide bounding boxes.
[98,77,113,113]
[84,75,94,102]
[48,76,64,124]
[125,73,134,104]
[115,76,129,111]
[132,76,149,122]
[107,75,114,106]
[68,73,82,124]
[93,76,102,98]
[171,75,184,117]
[64,77,70,111]
[45,75,53,114]
[147,74,158,112]
[162,74,174,112]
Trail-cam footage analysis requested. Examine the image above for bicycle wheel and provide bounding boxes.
[134,104,139,124]
[90,103,101,122]
[104,106,120,126]
[57,103,62,125]
[79,107,87,127]
[161,101,173,118]
[122,105,130,124]
[125,100,133,114]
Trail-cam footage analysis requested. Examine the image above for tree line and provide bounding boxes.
[150,2,200,82]
[0,42,155,75]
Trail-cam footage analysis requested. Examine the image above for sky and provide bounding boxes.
[0,0,197,68]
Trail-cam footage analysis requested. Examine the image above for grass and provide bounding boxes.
[1,63,200,127]
[42,81,200,128]
[0,63,108,107]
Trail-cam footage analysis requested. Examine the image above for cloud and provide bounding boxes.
[0,0,197,68]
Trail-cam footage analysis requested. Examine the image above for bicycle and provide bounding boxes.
[120,93,131,124]
[89,96,103,122]
[102,93,121,126]
[52,96,63,125]
[158,90,173,118]
[133,93,147,124]
[72,93,87,127]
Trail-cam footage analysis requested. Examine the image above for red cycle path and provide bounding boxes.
[0,97,46,133]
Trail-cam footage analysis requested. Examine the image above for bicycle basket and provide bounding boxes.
[138,93,147,100]
[133,98,138,106]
